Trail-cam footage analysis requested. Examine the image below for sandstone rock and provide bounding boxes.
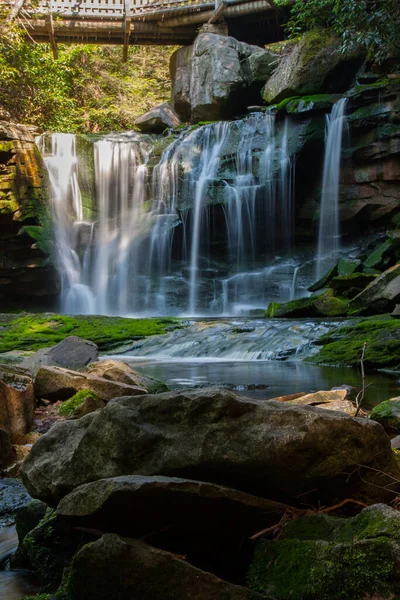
[0,428,16,471]
[288,389,348,405]
[262,32,364,104]
[352,263,400,314]
[269,392,306,403]
[249,504,400,600]
[66,534,267,600]
[74,395,106,418]
[189,33,277,122]
[22,388,399,506]
[170,46,193,121]
[21,336,99,373]
[86,359,168,394]
[0,365,35,443]
[135,102,180,133]
[34,365,147,402]
[392,304,400,318]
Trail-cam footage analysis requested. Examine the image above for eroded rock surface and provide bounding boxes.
[22,388,399,506]
[0,365,34,442]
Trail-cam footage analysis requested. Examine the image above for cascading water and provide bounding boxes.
[38,112,302,317]
[316,98,348,280]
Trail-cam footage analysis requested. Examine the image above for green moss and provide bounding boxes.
[370,399,400,430]
[307,316,400,369]
[0,313,181,353]
[363,240,394,269]
[249,506,400,600]
[265,291,348,319]
[58,389,99,417]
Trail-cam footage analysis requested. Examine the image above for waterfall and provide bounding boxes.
[316,98,348,280]
[38,112,299,317]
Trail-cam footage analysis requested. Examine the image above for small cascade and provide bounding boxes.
[39,112,301,316]
[316,98,348,280]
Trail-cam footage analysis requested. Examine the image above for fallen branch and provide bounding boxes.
[355,342,368,417]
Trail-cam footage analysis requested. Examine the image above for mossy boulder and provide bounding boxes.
[249,504,400,600]
[363,239,397,270]
[370,397,400,432]
[265,290,348,318]
[57,389,104,418]
[262,30,364,105]
[308,265,338,292]
[351,263,400,315]
[307,317,400,369]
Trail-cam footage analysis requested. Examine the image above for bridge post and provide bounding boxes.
[45,7,58,59]
[123,0,131,62]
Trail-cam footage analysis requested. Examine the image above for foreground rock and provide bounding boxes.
[0,365,35,442]
[135,102,180,133]
[34,365,147,402]
[22,388,399,506]
[21,336,98,373]
[249,504,400,600]
[86,359,168,394]
[67,534,267,600]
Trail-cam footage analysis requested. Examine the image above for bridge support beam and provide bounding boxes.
[45,13,58,59]
[123,0,131,62]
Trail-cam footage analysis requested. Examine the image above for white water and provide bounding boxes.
[316,98,348,280]
[38,113,302,316]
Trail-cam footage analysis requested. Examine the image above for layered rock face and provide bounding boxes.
[0,121,58,309]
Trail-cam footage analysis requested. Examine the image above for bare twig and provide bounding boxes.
[355,342,368,417]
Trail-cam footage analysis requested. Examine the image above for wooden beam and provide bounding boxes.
[208,0,227,23]
[45,13,58,59]
[122,0,131,62]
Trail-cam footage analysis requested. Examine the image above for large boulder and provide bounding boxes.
[34,365,147,402]
[249,504,400,600]
[262,31,364,104]
[22,388,399,506]
[135,102,180,133]
[170,45,193,122]
[21,336,98,373]
[86,359,168,394]
[351,263,400,314]
[0,365,35,442]
[66,534,267,600]
[182,33,277,122]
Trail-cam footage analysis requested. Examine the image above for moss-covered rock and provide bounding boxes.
[265,290,348,318]
[370,397,400,432]
[307,316,400,369]
[57,390,101,418]
[0,313,181,353]
[330,273,378,298]
[248,504,400,600]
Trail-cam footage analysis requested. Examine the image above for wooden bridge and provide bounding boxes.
[1,0,287,58]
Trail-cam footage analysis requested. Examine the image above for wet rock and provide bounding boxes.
[86,359,168,394]
[21,336,99,374]
[135,102,180,133]
[22,388,399,507]
[266,290,349,318]
[249,504,400,600]
[34,365,147,402]
[352,263,400,314]
[15,499,47,545]
[67,534,268,600]
[262,31,364,104]
[0,478,32,528]
[330,273,378,298]
[0,365,35,443]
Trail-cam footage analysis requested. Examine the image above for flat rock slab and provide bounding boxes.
[67,534,268,600]
[135,102,180,133]
[22,388,399,507]
[57,474,289,539]
[34,365,147,402]
[21,336,98,373]
[87,359,168,394]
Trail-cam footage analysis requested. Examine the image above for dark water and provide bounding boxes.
[131,358,400,408]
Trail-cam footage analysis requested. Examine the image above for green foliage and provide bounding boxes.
[58,389,99,417]
[307,316,400,369]
[0,313,180,352]
[0,22,175,132]
[275,0,400,64]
